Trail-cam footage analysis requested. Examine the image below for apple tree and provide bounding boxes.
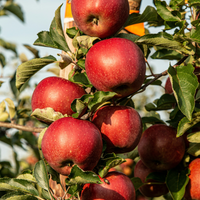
[0,0,200,199]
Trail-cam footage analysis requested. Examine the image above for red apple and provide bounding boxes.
[185,158,200,200]
[92,105,142,153]
[134,159,169,197]
[41,117,103,175]
[81,171,136,200]
[31,76,86,116]
[85,38,146,98]
[138,124,185,171]
[71,0,129,38]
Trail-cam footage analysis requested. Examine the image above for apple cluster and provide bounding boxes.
[30,0,199,199]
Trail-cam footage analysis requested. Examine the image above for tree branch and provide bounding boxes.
[0,122,44,133]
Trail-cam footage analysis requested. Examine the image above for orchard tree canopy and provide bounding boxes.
[0,0,200,200]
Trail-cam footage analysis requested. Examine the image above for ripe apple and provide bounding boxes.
[71,0,129,38]
[85,38,146,98]
[81,171,136,200]
[138,124,185,171]
[92,105,143,153]
[31,76,86,116]
[185,158,200,200]
[134,159,169,197]
[41,117,103,175]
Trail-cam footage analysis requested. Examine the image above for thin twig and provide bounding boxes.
[0,122,44,133]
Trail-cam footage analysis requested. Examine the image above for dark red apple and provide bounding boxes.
[138,124,185,171]
[85,38,146,98]
[92,105,142,153]
[134,159,168,197]
[185,158,200,200]
[31,76,86,116]
[71,0,129,38]
[81,171,135,200]
[41,117,103,175]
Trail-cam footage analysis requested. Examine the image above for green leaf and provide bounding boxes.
[23,45,39,58]
[16,55,56,90]
[16,174,37,184]
[31,107,66,124]
[4,98,16,120]
[0,38,17,55]
[33,160,49,191]
[66,165,102,186]
[187,143,200,156]
[190,25,200,43]
[146,171,167,183]
[187,131,200,143]
[66,27,79,39]
[142,116,166,125]
[135,34,192,55]
[168,64,199,121]
[34,4,70,53]
[145,94,176,111]
[1,192,38,200]
[3,2,24,22]
[124,6,158,27]
[116,33,139,43]
[188,0,200,6]
[88,91,116,112]
[98,153,126,178]
[131,177,144,191]
[151,49,183,60]
[77,58,85,70]
[0,178,39,196]
[177,112,200,137]
[166,167,189,200]
[71,94,93,115]
[155,0,181,22]
[0,53,6,67]
[76,35,99,49]
[69,71,93,88]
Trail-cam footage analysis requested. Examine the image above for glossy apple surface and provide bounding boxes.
[31,76,86,116]
[41,117,103,175]
[81,171,135,200]
[134,159,168,197]
[71,0,129,38]
[85,38,146,98]
[92,105,142,153]
[138,124,185,171]
[185,158,200,200]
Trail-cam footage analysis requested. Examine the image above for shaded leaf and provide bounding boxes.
[168,64,199,121]
[131,177,144,191]
[0,38,17,55]
[135,34,192,55]
[187,131,200,143]
[16,55,56,90]
[151,49,183,60]
[166,167,189,200]
[0,53,6,67]
[98,153,126,178]
[155,0,181,22]
[177,112,200,137]
[124,6,158,27]
[23,44,40,58]
[4,98,16,120]
[187,143,200,156]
